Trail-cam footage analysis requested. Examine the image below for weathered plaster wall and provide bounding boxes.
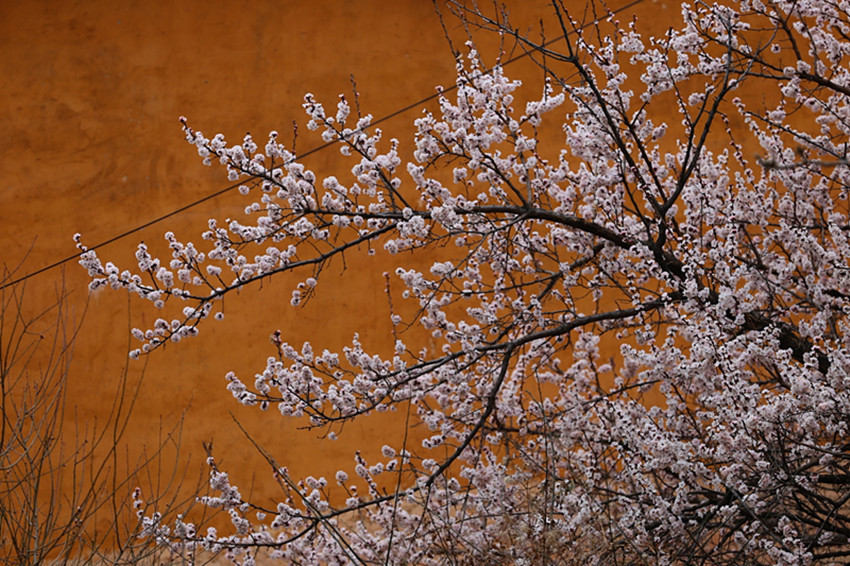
[0,0,671,536]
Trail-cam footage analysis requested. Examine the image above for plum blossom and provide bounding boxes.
[84,1,850,564]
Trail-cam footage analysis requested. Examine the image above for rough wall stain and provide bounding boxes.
[1,0,677,539]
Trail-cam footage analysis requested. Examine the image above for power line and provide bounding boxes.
[2,0,646,291]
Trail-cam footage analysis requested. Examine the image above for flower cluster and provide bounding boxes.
[84,0,850,563]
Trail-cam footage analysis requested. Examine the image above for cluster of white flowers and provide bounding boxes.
[85,0,850,563]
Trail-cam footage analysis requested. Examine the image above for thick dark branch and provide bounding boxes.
[741,312,830,374]
[424,298,669,485]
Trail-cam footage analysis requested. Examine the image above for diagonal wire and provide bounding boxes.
[1,0,646,291]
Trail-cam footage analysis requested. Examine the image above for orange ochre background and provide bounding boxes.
[0,0,675,541]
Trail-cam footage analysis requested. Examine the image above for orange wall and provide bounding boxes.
[0,0,671,536]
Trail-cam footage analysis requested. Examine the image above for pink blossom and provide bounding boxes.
[83,2,850,563]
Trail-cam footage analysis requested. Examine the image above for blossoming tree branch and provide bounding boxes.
[77,0,850,563]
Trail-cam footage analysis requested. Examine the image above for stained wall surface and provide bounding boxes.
[0,0,672,536]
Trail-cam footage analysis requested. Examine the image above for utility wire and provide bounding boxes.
[2,0,646,291]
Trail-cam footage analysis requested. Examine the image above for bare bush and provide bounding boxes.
[0,269,210,566]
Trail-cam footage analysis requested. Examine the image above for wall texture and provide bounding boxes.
[0,0,671,540]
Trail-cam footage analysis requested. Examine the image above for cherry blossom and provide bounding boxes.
[80,0,850,563]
